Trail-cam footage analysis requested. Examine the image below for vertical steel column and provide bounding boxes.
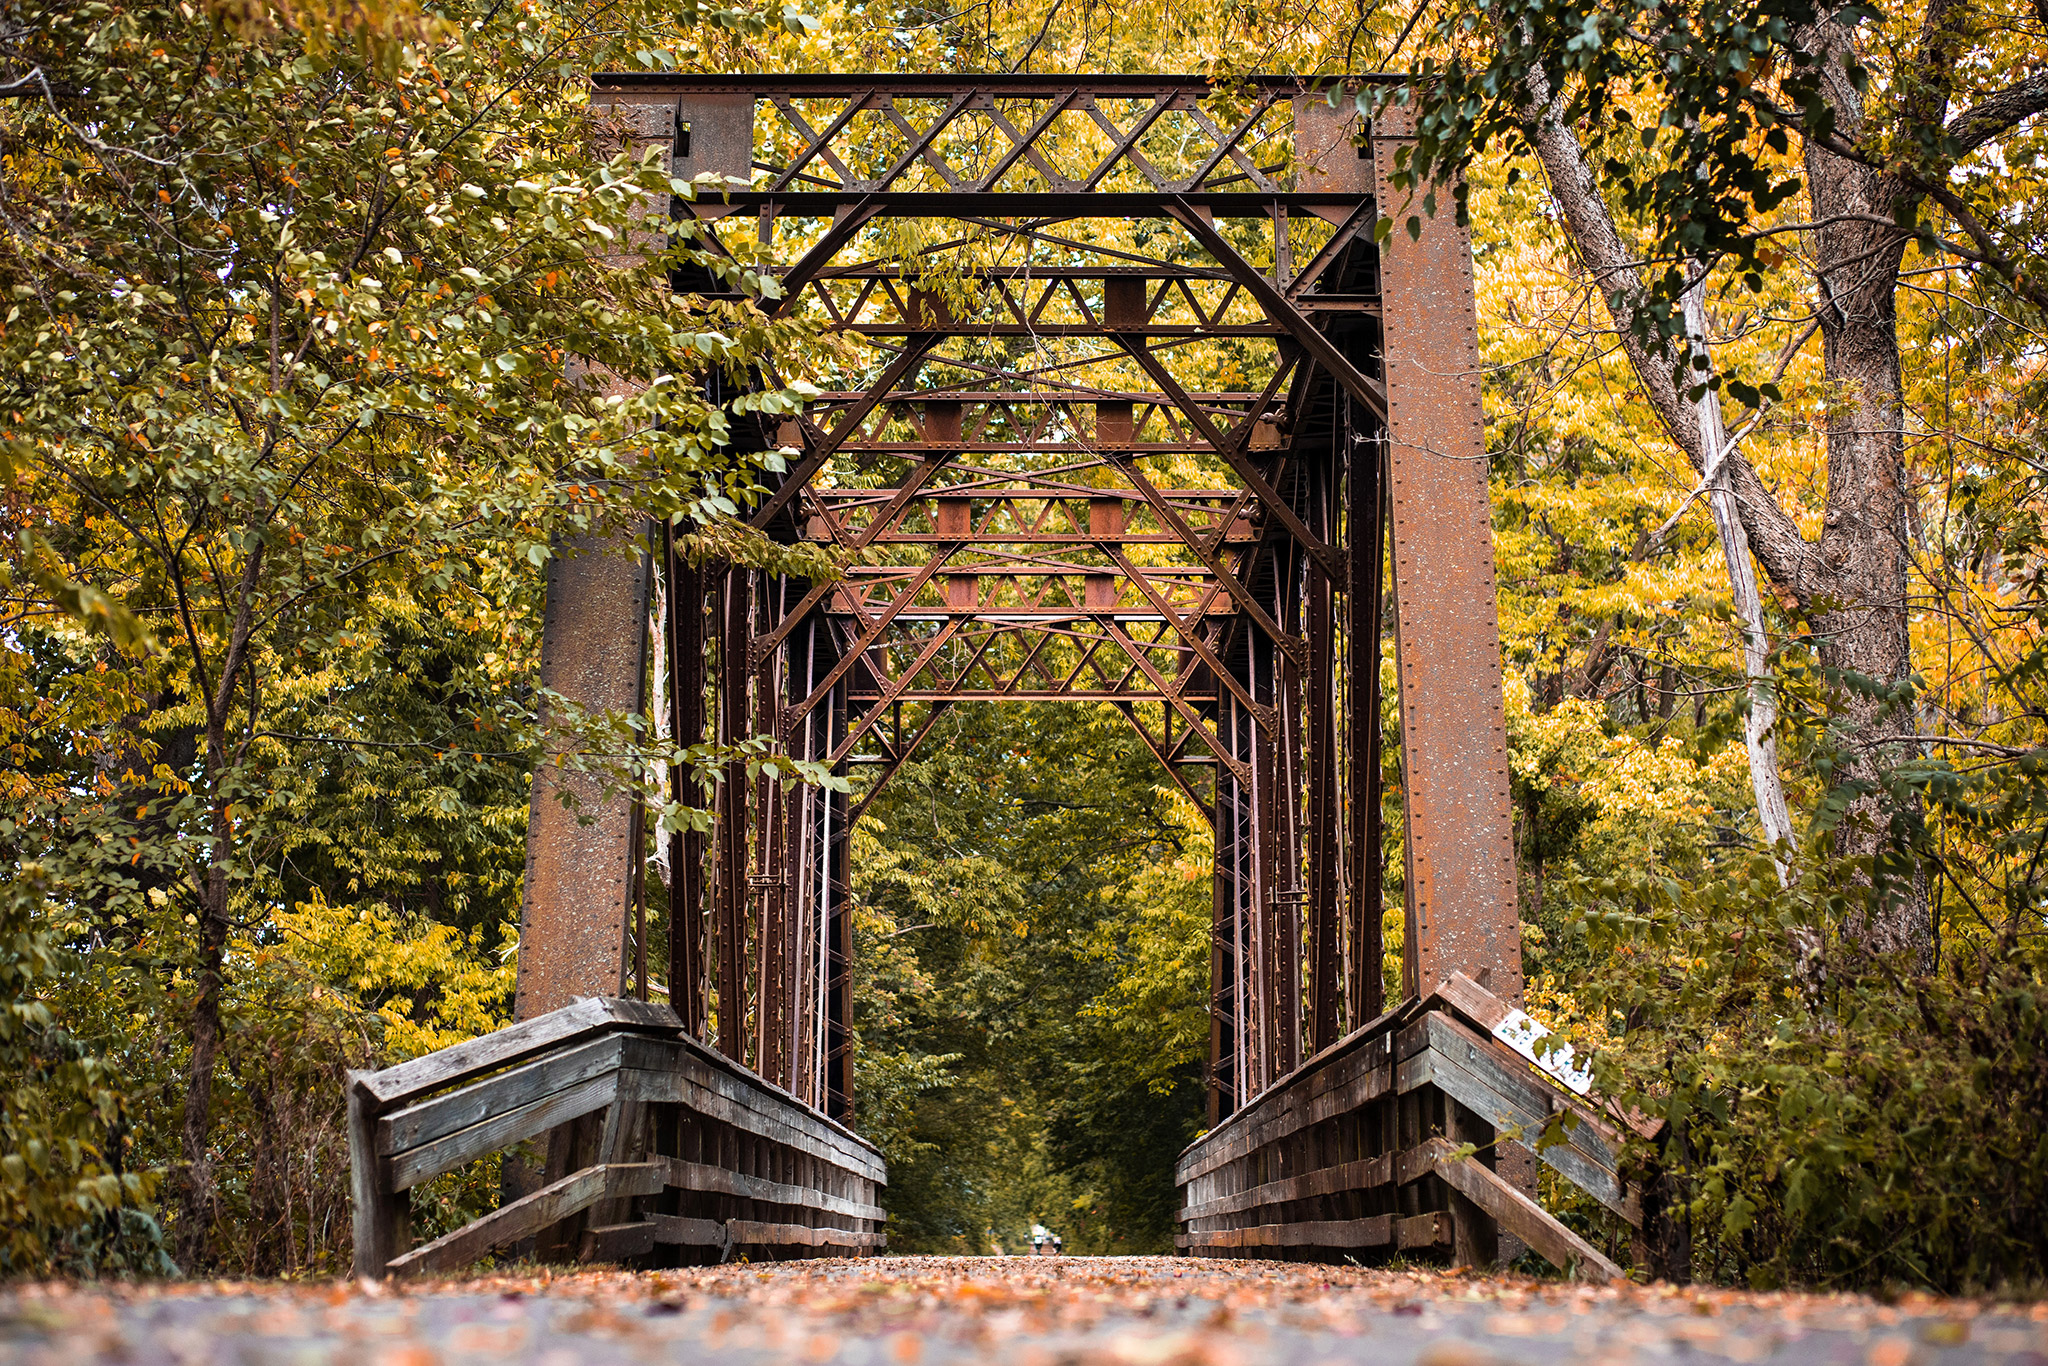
[755,577,794,1087]
[786,616,816,1104]
[1296,91,1396,1040]
[513,98,674,1021]
[713,566,752,1060]
[1345,401,1388,1028]
[1207,801,1236,1125]
[1370,110,1523,1005]
[1303,471,1340,1055]
[1245,671,1271,1097]
[666,532,709,1037]
[1224,691,1259,1094]
[1266,612,1303,1082]
[823,681,855,1120]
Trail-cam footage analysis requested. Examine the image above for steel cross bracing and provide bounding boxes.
[524,76,1522,1163]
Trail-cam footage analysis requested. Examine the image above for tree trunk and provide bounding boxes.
[176,744,232,1270]
[1519,73,1801,872]
[1800,17,1928,962]
[1516,59,1929,962]
[1681,281,1797,865]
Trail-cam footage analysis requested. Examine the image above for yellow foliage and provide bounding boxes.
[270,899,515,1060]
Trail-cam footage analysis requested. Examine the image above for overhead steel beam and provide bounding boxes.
[748,334,940,531]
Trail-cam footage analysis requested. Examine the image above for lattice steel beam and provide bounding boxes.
[553,74,1525,1164]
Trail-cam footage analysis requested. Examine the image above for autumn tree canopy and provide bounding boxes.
[4,0,2047,1288]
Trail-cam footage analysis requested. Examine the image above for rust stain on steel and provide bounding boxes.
[1371,109,1523,1010]
[515,102,677,1021]
[514,534,653,1020]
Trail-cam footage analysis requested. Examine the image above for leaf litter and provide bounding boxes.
[3,1256,2045,1365]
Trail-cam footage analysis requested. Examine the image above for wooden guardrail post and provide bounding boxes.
[1175,973,1654,1280]
[347,1073,408,1279]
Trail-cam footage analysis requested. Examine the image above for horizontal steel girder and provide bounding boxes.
[597,73,1404,94]
[844,691,1221,703]
[686,194,1364,218]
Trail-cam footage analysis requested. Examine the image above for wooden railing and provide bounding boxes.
[1176,974,1663,1280]
[346,997,886,1278]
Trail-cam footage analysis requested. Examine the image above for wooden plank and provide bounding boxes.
[1179,1216,1393,1249]
[1424,978,1663,1139]
[1173,1002,1411,1176]
[390,1073,617,1191]
[1394,1014,1433,1064]
[621,1037,885,1180]
[387,1162,663,1277]
[1174,1040,1393,1183]
[586,1077,645,1232]
[661,1158,887,1221]
[1398,1212,1451,1250]
[357,997,679,1107]
[1174,1009,1407,1175]
[629,1068,873,1179]
[377,1036,626,1156]
[1422,1014,1636,1176]
[727,1220,884,1248]
[580,1221,657,1262]
[652,1214,731,1248]
[642,996,880,1162]
[1425,1137,1624,1282]
[1398,1048,1617,1208]
[1423,971,1514,1032]
[626,1067,885,1183]
[1176,1153,1392,1221]
[1394,1139,1443,1187]
[658,1041,884,1176]
[1413,1012,1631,1156]
[1398,1044,1640,1225]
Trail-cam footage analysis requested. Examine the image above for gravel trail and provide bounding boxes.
[4,1256,2044,1365]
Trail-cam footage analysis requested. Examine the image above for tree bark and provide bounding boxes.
[174,543,264,1269]
[1798,15,1927,960]
[176,767,231,1271]
[1681,281,1797,865]
[1512,43,1947,960]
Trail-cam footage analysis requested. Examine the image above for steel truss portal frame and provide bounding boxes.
[528,73,1522,1145]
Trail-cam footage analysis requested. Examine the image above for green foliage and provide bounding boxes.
[850,704,1209,1255]
[1380,0,1859,310]
[1,0,2040,1293]
[1519,647,2048,1290]
[0,867,167,1277]
[0,0,829,1273]
[1565,841,2048,1290]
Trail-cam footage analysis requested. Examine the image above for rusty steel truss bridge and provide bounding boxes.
[346,74,1673,1282]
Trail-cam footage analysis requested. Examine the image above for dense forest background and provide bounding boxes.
[6,0,2048,1292]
